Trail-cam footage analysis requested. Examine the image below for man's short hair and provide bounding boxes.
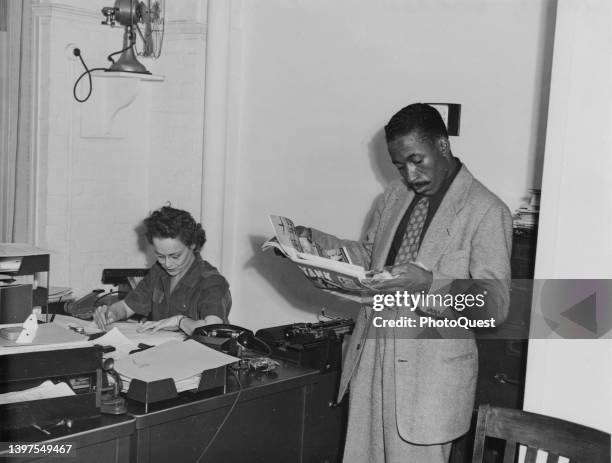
[384,103,448,143]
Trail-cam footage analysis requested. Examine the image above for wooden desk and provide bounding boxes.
[0,415,134,463]
[127,363,344,463]
[0,364,344,463]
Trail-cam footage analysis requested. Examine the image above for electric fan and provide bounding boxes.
[101,0,165,74]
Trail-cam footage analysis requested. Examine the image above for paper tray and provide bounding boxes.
[125,366,226,410]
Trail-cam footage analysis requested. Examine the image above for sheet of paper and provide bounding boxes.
[88,327,138,359]
[49,314,101,335]
[0,259,21,272]
[0,322,89,353]
[114,339,239,384]
[110,320,184,346]
[118,374,203,393]
[51,316,183,346]
[0,380,75,405]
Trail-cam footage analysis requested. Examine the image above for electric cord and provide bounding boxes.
[72,43,139,103]
[106,44,132,64]
[196,368,243,463]
[72,48,107,103]
[238,334,272,356]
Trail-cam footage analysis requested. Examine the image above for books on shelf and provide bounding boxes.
[513,189,540,230]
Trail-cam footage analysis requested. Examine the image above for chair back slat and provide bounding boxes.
[525,446,538,463]
[471,403,488,463]
[502,441,516,463]
[471,405,611,463]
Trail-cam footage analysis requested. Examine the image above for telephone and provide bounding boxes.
[64,268,148,320]
[190,324,269,356]
[65,289,119,320]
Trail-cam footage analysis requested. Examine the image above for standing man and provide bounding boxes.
[304,103,512,462]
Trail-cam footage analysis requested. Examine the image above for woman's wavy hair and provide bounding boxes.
[143,206,206,252]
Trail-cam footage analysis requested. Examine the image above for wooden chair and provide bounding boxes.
[471,404,611,463]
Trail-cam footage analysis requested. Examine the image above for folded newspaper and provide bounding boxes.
[263,215,395,293]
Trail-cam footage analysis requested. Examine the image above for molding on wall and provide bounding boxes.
[219,0,244,281]
[32,2,100,23]
[31,4,208,35]
[0,0,21,241]
[30,2,80,268]
[200,0,242,273]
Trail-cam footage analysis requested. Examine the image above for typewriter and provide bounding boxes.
[256,318,354,373]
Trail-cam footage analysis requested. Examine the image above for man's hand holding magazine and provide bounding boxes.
[263,215,433,304]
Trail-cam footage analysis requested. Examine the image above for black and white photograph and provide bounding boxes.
[0,1,610,462]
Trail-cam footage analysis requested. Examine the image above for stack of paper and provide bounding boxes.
[0,258,21,272]
[0,380,75,405]
[113,339,239,393]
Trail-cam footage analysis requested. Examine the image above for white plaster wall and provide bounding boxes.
[223,0,556,329]
[32,1,208,295]
[32,3,150,294]
[523,0,612,433]
[146,21,207,219]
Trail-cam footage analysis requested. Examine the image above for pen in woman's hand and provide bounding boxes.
[93,305,108,331]
[93,305,116,331]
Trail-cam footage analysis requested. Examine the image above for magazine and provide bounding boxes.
[263,215,395,293]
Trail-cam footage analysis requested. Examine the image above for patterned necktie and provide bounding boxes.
[394,197,429,264]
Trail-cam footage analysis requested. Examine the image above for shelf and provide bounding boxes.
[93,70,164,82]
[0,254,49,276]
[0,244,50,320]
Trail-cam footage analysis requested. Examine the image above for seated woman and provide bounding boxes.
[93,206,231,334]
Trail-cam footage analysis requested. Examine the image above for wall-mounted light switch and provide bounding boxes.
[426,103,461,136]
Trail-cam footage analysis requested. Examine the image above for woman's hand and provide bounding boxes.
[137,315,183,333]
[137,315,224,335]
[93,300,134,331]
[93,304,122,331]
